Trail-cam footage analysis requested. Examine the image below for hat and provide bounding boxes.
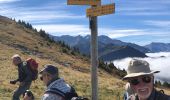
[123,59,159,80]
[11,54,20,59]
[39,64,58,75]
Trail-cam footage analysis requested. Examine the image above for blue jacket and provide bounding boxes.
[41,78,72,100]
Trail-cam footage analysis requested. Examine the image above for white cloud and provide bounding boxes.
[118,0,170,16]
[146,52,170,57]
[0,0,20,3]
[0,6,84,22]
[97,27,170,40]
[0,2,85,23]
[16,13,84,23]
[107,30,144,38]
[33,24,90,36]
[123,12,170,16]
[98,28,149,38]
[145,20,170,28]
[113,52,170,82]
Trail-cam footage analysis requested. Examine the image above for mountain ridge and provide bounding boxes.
[52,35,149,61]
[144,42,170,52]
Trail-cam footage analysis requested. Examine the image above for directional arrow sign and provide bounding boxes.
[67,0,101,6]
[86,3,115,17]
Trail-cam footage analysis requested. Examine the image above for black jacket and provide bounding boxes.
[135,89,170,100]
[16,62,32,82]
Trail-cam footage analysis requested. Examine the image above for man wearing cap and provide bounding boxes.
[40,64,77,100]
[10,54,32,100]
[123,59,170,100]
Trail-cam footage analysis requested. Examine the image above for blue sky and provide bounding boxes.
[0,0,170,46]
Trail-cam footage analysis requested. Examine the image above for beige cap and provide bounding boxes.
[123,59,159,80]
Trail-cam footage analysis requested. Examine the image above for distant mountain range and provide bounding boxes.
[144,42,170,52]
[52,35,170,61]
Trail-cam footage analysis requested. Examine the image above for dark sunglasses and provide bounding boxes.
[40,73,49,81]
[129,76,152,85]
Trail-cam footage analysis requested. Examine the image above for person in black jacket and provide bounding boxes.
[123,59,170,100]
[10,54,32,100]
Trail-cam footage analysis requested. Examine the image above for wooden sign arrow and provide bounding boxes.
[86,3,115,17]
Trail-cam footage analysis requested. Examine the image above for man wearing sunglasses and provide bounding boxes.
[123,59,170,100]
[39,64,78,100]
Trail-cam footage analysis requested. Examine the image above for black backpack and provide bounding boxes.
[45,86,78,100]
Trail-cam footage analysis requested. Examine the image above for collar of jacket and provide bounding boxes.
[47,77,59,87]
[135,88,156,100]
[18,62,23,67]
[147,88,156,100]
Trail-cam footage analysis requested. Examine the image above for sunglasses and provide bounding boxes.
[40,73,48,81]
[129,76,152,85]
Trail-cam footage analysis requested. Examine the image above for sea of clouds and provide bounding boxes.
[113,52,170,83]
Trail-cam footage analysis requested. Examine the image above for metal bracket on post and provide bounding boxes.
[89,18,93,30]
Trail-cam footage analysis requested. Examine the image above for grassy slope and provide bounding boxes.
[0,16,169,100]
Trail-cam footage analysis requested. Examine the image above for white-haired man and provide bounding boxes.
[10,54,32,100]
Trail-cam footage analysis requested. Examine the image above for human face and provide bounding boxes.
[23,93,32,100]
[128,75,153,100]
[12,58,19,66]
[40,71,51,85]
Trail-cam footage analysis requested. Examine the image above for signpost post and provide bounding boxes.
[89,6,98,100]
[67,1,115,100]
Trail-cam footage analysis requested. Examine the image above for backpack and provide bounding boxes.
[26,58,38,80]
[45,86,80,100]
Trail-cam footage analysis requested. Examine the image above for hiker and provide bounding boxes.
[40,64,78,100]
[123,59,170,100]
[23,90,34,100]
[10,54,32,100]
[123,83,135,100]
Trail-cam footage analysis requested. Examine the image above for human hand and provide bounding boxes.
[10,80,17,84]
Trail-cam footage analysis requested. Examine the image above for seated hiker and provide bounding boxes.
[40,64,78,100]
[123,59,170,100]
[23,90,34,100]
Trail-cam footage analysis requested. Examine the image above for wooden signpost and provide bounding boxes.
[86,3,115,17]
[67,0,115,100]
